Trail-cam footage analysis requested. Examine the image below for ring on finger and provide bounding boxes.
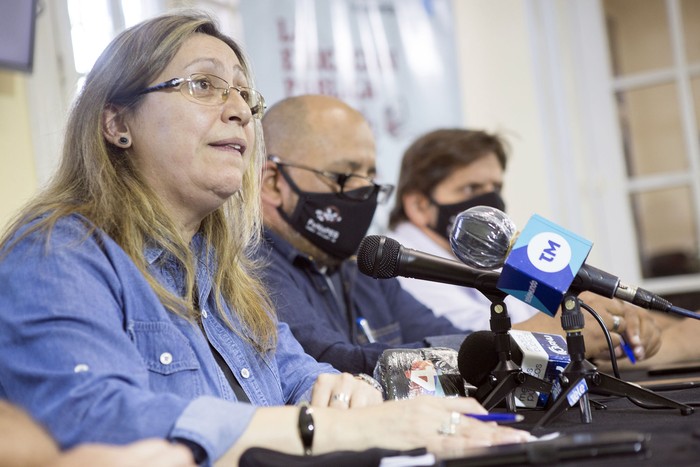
[612,315,621,333]
[331,392,350,404]
[438,422,456,436]
[437,411,461,436]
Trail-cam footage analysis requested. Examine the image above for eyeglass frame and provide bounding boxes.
[268,155,394,204]
[138,73,266,119]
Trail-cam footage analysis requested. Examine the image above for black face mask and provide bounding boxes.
[277,174,379,260]
[430,191,506,241]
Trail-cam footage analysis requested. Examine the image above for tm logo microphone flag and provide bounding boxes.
[497,214,593,316]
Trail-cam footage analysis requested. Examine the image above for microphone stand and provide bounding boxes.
[477,290,553,412]
[535,294,694,428]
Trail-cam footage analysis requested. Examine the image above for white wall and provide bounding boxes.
[453,0,641,278]
[453,0,553,234]
[0,72,37,230]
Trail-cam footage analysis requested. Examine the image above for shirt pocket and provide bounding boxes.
[371,321,403,346]
[129,321,204,397]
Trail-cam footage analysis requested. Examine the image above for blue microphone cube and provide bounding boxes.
[510,330,570,408]
[497,214,593,316]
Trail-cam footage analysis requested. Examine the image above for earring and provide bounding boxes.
[118,136,129,145]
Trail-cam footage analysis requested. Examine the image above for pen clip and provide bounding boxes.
[356,317,376,343]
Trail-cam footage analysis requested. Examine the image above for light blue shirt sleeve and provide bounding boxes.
[172,397,257,461]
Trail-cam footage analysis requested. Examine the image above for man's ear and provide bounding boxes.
[102,104,131,147]
[261,160,283,207]
[403,192,434,227]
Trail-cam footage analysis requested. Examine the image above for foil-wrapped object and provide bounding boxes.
[374,347,473,400]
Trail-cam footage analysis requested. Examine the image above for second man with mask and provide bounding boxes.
[386,128,663,362]
[258,94,469,375]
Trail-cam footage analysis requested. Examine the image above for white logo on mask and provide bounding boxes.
[315,206,342,223]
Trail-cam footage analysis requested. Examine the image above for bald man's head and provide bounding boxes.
[260,95,380,265]
[262,94,375,165]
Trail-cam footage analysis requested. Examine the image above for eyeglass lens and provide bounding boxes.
[273,157,391,203]
[186,74,264,117]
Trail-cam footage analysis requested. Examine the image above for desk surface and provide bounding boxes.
[485,370,700,466]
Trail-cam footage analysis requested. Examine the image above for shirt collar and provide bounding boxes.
[263,228,321,272]
[263,228,360,284]
[143,233,214,300]
[143,232,208,266]
[144,240,165,266]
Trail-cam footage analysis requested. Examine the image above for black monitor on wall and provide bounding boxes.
[0,0,39,73]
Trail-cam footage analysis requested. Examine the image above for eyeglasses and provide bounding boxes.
[268,155,394,204]
[138,73,266,119]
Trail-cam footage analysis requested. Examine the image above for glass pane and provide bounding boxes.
[682,0,700,64]
[632,186,699,278]
[617,82,687,176]
[604,0,672,76]
[67,0,115,74]
[121,0,163,28]
[694,77,700,141]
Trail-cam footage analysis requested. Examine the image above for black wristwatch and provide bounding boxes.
[297,403,315,455]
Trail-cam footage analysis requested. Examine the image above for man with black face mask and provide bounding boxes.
[258,95,470,375]
[386,129,530,332]
[387,128,663,362]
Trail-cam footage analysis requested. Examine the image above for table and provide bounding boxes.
[446,369,700,466]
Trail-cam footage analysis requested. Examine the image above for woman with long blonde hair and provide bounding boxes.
[0,11,528,466]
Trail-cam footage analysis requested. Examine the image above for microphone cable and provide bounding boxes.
[579,300,621,379]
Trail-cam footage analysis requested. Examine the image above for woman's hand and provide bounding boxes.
[310,372,383,409]
[313,395,531,458]
[221,394,530,464]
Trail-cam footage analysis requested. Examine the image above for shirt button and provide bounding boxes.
[201,309,208,319]
[74,363,89,373]
[160,352,173,365]
[240,368,250,379]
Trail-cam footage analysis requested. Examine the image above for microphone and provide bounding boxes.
[356,235,503,297]
[450,207,698,319]
[458,330,569,408]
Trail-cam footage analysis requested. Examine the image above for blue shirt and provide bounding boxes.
[0,215,336,465]
[257,229,470,375]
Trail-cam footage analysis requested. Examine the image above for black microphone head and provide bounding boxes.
[458,331,500,388]
[457,330,523,388]
[357,235,401,278]
[450,206,516,270]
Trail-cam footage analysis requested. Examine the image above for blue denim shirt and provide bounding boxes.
[256,229,469,375]
[0,215,336,465]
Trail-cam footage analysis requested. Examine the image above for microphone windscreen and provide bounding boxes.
[450,206,516,270]
[357,235,401,278]
[458,331,499,388]
[457,330,523,388]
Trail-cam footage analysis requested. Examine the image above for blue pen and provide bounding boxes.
[465,413,524,423]
[620,335,637,364]
[356,317,376,343]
